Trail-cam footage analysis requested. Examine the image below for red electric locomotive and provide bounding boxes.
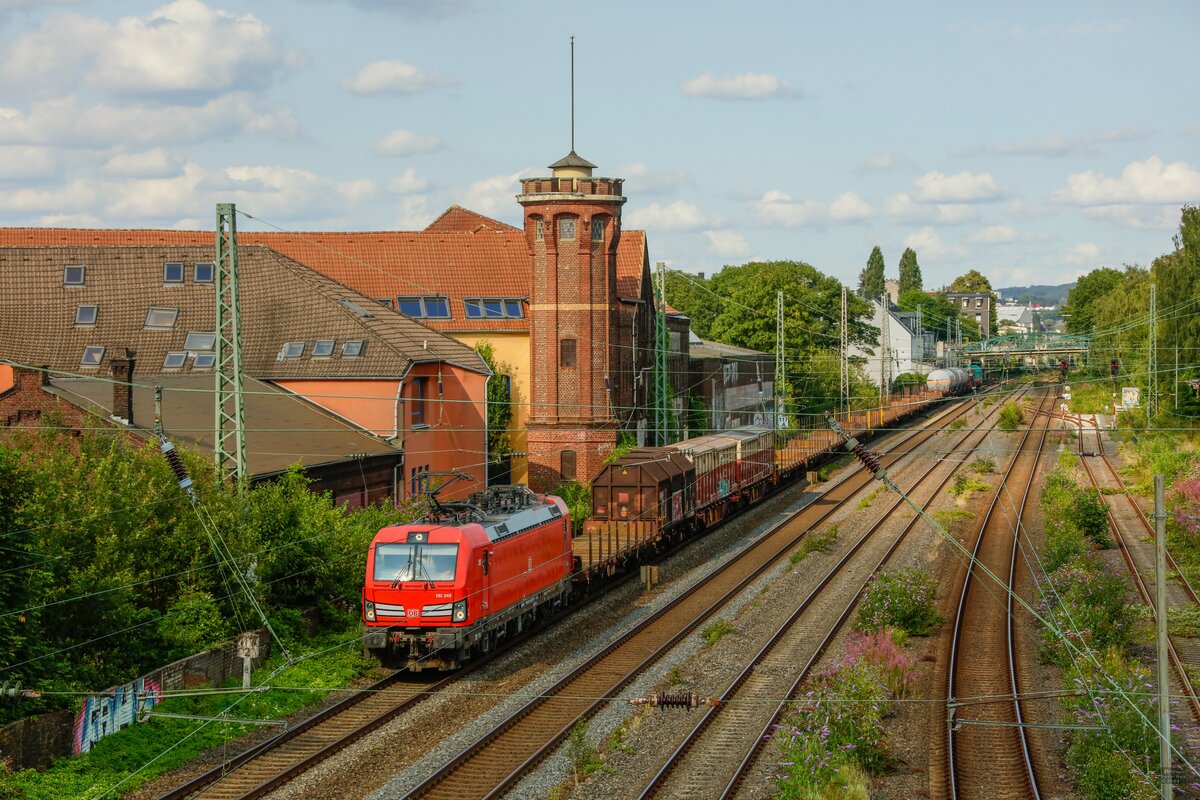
[362,483,573,670]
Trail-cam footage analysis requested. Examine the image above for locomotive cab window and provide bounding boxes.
[373,542,458,582]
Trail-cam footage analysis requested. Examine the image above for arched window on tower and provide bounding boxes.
[535,219,544,241]
[591,218,605,241]
[558,218,576,240]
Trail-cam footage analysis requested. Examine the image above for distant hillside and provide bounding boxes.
[995,282,1074,307]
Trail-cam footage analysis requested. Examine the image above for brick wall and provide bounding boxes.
[0,365,90,430]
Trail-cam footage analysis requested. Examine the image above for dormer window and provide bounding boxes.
[75,305,98,325]
[463,298,525,319]
[64,265,86,286]
[397,296,451,319]
[193,262,214,283]
[163,262,184,284]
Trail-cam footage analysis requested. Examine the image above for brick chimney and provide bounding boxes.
[111,349,136,426]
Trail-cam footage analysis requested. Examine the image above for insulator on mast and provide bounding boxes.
[629,692,720,710]
[160,439,197,502]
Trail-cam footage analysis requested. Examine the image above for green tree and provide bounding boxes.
[898,290,959,343]
[859,246,886,299]
[475,341,514,464]
[897,247,922,295]
[949,269,993,292]
[1062,267,1123,335]
[701,261,875,412]
[662,269,720,340]
[1158,206,1200,392]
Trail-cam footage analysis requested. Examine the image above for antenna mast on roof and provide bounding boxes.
[570,36,575,152]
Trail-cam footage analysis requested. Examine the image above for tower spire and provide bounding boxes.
[570,36,575,153]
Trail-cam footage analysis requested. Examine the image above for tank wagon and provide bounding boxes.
[926,367,973,395]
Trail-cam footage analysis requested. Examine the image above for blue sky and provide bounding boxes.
[0,0,1196,291]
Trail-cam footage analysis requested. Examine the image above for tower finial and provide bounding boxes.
[570,36,575,153]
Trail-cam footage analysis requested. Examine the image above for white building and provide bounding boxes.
[847,299,934,389]
[996,304,1035,334]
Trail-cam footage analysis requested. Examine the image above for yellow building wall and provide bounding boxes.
[451,332,531,486]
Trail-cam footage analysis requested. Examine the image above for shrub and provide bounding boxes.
[998,402,1024,431]
[791,525,838,565]
[702,619,737,646]
[1039,559,1136,665]
[566,721,603,783]
[948,418,966,431]
[843,629,917,699]
[969,457,995,474]
[553,480,592,536]
[856,569,943,636]
[1072,488,1111,548]
[950,474,989,498]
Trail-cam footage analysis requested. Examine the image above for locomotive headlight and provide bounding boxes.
[364,601,376,622]
[452,600,468,622]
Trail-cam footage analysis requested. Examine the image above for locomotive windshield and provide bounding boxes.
[373,542,459,583]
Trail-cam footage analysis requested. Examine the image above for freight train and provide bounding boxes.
[362,384,963,670]
[925,364,982,395]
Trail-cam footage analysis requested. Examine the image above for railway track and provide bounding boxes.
[154,397,974,800]
[399,397,985,800]
[634,389,1031,798]
[1075,416,1200,726]
[942,388,1056,800]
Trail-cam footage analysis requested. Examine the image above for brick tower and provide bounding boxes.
[518,151,626,489]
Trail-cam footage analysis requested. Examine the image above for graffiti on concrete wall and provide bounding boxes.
[72,677,161,754]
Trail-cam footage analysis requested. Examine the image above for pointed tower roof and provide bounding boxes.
[548,150,597,178]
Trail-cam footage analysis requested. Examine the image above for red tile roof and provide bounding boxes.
[0,212,650,327]
[423,205,521,234]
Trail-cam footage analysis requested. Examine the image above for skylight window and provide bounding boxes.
[80,346,105,367]
[163,262,184,283]
[340,299,374,318]
[163,352,187,370]
[184,331,215,351]
[75,305,98,325]
[397,296,451,319]
[64,265,86,286]
[144,307,179,330]
[192,353,215,369]
[193,262,214,283]
[342,340,366,357]
[312,340,335,358]
[279,341,305,359]
[463,298,525,319]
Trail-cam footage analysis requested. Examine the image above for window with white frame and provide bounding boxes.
[193,262,214,283]
[64,265,86,286]
[75,305,98,325]
[80,346,105,367]
[163,262,184,283]
[144,307,179,329]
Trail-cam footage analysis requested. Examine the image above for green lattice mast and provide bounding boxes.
[654,261,671,445]
[214,203,247,482]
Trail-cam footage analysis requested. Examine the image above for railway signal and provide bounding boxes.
[1111,358,1119,378]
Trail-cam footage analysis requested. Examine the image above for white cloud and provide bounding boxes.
[680,72,802,100]
[1053,156,1200,205]
[625,200,711,232]
[915,170,1003,203]
[884,193,977,225]
[38,211,100,226]
[101,147,180,177]
[1080,204,1179,230]
[1064,242,1101,265]
[375,128,441,156]
[903,227,965,262]
[386,168,428,194]
[965,127,1150,158]
[828,192,873,222]
[342,59,456,95]
[860,151,914,172]
[0,178,99,213]
[0,93,299,146]
[616,162,694,195]
[967,225,1017,245]
[754,190,872,228]
[393,195,432,229]
[0,0,301,97]
[0,145,59,179]
[704,229,750,258]
[459,170,527,219]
